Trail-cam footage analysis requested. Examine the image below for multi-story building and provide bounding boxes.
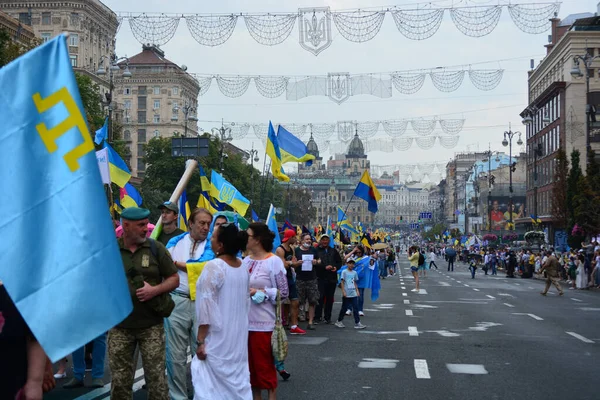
[112,44,200,177]
[520,9,600,244]
[375,183,433,226]
[0,0,118,69]
[0,10,35,45]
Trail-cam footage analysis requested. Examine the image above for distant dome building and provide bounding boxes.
[346,132,366,158]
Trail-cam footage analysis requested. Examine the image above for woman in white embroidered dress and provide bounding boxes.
[192,223,252,400]
[243,222,289,400]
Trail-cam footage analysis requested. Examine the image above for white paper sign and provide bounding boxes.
[301,254,314,271]
[95,148,110,185]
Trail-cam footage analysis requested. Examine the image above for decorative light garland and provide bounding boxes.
[117,2,560,54]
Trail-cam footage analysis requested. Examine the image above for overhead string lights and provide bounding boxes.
[191,68,504,103]
[116,2,560,52]
[370,162,449,182]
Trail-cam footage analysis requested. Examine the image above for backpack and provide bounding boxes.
[418,252,425,266]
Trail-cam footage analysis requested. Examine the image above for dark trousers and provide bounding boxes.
[315,279,337,322]
[429,261,438,269]
[448,258,454,271]
[337,296,360,324]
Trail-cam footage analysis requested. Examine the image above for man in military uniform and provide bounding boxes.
[539,250,564,296]
[156,201,185,246]
[109,207,179,400]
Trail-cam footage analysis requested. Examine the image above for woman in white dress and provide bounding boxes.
[192,223,252,400]
[575,254,588,290]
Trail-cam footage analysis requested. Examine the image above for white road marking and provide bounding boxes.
[512,313,543,320]
[473,288,480,291]
[457,281,462,283]
[408,326,419,336]
[404,300,410,304]
[402,293,408,297]
[579,307,600,311]
[358,358,399,368]
[411,304,438,309]
[498,293,515,297]
[406,310,413,316]
[486,295,496,300]
[514,283,520,285]
[503,303,515,308]
[386,339,397,342]
[428,329,461,337]
[571,298,583,302]
[446,364,488,374]
[464,284,470,287]
[468,322,503,331]
[419,289,428,294]
[401,286,406,289]
[439,282,451,287]
[414,359,431,379]
[566,331,594,343]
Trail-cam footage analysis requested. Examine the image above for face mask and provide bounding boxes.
[251,291,267,304]
[301,242,310,249]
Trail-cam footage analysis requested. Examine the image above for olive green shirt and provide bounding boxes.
[157,227,185,246]
[117,238,177,329]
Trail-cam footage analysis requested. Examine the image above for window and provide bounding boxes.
[42,12,51,25]
[40,32,52,43]
[124,100,131,109]
[137,144,145,156]
[123,130,131,140]
[137,96,146,109]
[153,115,160,123]
[137,111,146,123]
[138,129,146,142]
[19,13,31,25]
[69,33,79,47]
[69,55,77,67]
[153,86,160,95]
[153,130,160,138]
[70,12,80,26]
[153,100,160,109]
[173,87,179,95]
[124,87,131,95]
[137,158,146,171]
[138,86,147,95]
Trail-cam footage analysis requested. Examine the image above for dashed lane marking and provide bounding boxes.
[414,359,431,379]
[503,303,515,307]
[408,326,419,336]
[446,364,488,375]
[406,310,413,316]
[486,295,496,300]
[404,300,410,304]
[566,332,594,343]
[473,288,480,291]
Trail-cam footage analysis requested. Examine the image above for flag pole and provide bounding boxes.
[151,159,198,239]
[342,194,356,221]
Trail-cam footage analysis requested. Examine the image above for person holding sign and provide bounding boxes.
[294,234,320,330]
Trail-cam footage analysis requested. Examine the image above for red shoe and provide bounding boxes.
[290,326,306,335]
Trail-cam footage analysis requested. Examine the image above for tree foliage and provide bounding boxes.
[551,149,569,228]
[422,223,446,242]
[572,151,600,238]
[282,185,316,226]
[0,28,41,68]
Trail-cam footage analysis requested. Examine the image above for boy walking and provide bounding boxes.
[335,260,366,329]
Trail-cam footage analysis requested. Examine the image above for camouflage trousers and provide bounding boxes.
[108,324,168,400]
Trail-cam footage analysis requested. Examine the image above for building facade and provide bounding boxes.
[0,9,35,44]
[112,45,200,177]
[521,10,600,244]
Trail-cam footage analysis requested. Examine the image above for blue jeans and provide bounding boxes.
[73,333,107,380]
[378,260,386,277]
[491,262,497,275]
[338,296,360,324]
[347,288,365,313]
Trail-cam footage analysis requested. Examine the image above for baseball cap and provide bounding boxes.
[158,201,179,213]
[282,229,296,243]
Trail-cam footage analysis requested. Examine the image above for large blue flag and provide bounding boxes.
[0,35,132,362]
[266,204,281,252]
[94,117,108,145]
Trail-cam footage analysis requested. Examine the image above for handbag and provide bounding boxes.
[271,290,288,362]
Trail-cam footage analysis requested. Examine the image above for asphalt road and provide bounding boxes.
[46,258,600,400]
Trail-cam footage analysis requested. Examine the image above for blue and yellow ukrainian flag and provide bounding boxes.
[178,190,191,231]
[197,165,224,214]
[337,206,358,234]
[0,34,132,361]
[266,204,281,252]
[266,121,289,182]
[277,125,315,165]
[103,142,131,188]
[118,183,142,209]
[209,170,250,216]
[353,170,381,213]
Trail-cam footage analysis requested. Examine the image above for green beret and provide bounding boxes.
[121,207,151,221]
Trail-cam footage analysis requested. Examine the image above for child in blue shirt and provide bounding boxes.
[335,260,366,329]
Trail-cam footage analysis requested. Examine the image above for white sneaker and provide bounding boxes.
[354,322,366,329]
[358,311,365,317]
[334,321,345,328]
[411,288,419,292]
[345,310,351,315]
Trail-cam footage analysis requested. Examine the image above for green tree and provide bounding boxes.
[572,151,600,238]
[0,28,41,67]
[551,149,569,229]
[422,223,445,242]
[281,185,316,226]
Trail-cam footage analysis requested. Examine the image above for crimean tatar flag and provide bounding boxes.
[0,35,132,362]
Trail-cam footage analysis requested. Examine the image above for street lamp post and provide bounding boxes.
[571,51,599,171]
[482,146,500,232]
[248,144,259,204]
[173,102,198,138]
[96,54,132,144]
[211,120,234,172]
[502,125,523,230]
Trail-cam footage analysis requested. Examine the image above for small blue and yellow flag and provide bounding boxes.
[266,121,289,182]
[0,35,132,362]
[178,190,191,231]
[267,204,281,252]
[354,170,381,213]
[103,141,131,188]
[277,125,315,165]
[209,170,250,216]
[197,165,224,214]
[118,183,142,209]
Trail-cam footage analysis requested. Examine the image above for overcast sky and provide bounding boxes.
[105,0,598,180]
